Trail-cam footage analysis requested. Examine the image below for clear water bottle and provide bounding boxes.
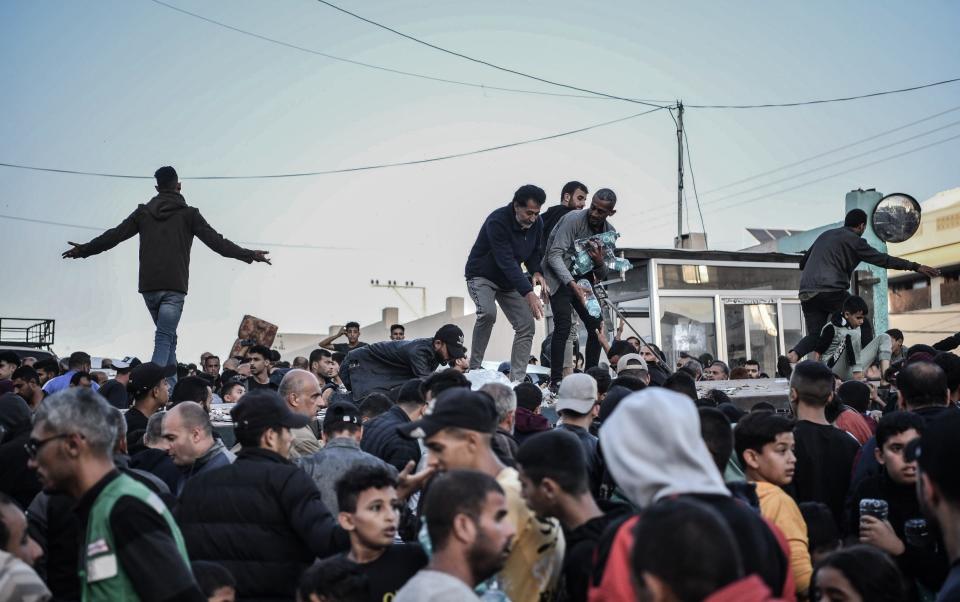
[577,279,602,318]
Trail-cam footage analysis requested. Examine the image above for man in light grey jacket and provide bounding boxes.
[543,189,618,387]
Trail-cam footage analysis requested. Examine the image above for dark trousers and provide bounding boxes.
[550,285,603,382]
[792,290,849,357]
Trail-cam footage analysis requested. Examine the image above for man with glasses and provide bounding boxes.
[27,387,204,601]
[543,189,619,389]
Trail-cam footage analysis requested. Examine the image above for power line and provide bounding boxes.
[682,128,707,244]
[311,0,670,108]
[0,105,667,180]
[637,131,960,230]
[148,0,672,104]
[685,77,960,109]
[701,104,960,194]
[0,213,355,251]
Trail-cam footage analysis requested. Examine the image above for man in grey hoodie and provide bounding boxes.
[591,388,793,600]
[62,166,271,375]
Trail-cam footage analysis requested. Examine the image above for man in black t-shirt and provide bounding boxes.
[245,345,278,391]
[335,464,427,602]
[125,361,176,454]
[320,321,369,355]
[787,361,860,531]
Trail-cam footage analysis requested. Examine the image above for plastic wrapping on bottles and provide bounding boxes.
[570,230,632,277]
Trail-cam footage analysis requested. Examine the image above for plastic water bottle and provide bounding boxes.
[578,279,602,318]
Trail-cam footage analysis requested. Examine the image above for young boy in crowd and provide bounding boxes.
[814,295,892,381]
[335,465,428,602]
[846,411,948,598]
[734,410,813,596]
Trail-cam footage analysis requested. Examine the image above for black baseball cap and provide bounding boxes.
[231,389,310,431]
[323,401,362,431]
[127,362,177,396]
[906,410,960,500]
[434,324,466,360]
[398,387,498,439]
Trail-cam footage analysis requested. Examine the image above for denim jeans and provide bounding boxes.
[142,291,185,384]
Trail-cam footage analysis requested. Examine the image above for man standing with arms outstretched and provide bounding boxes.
[465,184,549,383]
[62,166,271,377]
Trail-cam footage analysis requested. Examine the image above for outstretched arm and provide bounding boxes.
[192,209,270,264]
[62,210,139,259]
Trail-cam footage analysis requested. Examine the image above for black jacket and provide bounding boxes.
[560,501,632,602]
[540,204,574,257]
[799,226,917,294]
[341,338,442,400]
[464,203,544,295]
[176,448,349,602]
[75,192,256,293]
[129,447,181,493]
[0,393,40,509]
[360,405,422,473]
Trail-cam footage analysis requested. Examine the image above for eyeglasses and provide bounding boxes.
[24,433,74,459]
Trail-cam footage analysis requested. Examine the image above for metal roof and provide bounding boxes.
[619,247,803,264]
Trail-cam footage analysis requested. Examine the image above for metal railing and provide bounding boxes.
[0,318,56,349]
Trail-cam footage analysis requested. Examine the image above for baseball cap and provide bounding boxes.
[128,362,177,396]
[323,401,362,431]
[905,411,960,500]
[398,387,497,439]
[231,389,310,431]
[112,356,142,371]
[434,324,467,360]
[617,353,649,374]
[556,373,599,414]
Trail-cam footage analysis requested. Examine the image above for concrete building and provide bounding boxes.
[274,296,548,365]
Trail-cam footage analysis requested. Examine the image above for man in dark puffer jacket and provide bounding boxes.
[176,391,348,602]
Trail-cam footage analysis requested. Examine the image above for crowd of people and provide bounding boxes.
[1,168,959,602]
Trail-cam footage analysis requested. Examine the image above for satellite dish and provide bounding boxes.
[872,193,922,243]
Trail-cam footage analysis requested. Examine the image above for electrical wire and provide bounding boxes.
[148,0,673,103]
[682,128,707,246]
[685,77,960,109]
[0,105,667,180]
[637,131,960,230]
[0,213,355,250]
[311,0,670,108]
[701,104,960,194]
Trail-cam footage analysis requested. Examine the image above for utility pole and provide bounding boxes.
[370,279,427,318]
[676,100,685,245]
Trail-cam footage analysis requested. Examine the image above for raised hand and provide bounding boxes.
[252,250,272,265]
[62,241,84,259]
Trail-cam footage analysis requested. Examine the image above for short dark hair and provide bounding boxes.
[733,410,795,466]
[332,351,346,364]
[698,407,734,474]
[585,366,611,396]
[423,368,469,399]
[247,344,271,360]
[631,498,743,602]
[609,375,646,392]
[34,358,60,376]
[423,470,504,551]
[608,340,634,361]
[191,561,235,597]
[813,545,905,602]
[359,393,392,421]
[710,361,730,377]
[68,351,92,369]
[220,381,244,399]
[898,361,948,409]
[799,502,839,557]
[514,382,543,412]
[842,295,869,315]
[751,401,776,412]
[791,360,835,407]
[664,372,697,401]
[389,324,404,333]
[171,376,209,405]
[12,366,39,384]
[345,321,361,330]
[561,181,588,199]
[886,329,904,342]
[594,188,617,204]
[395,378,426,408]
[298,555,368,602]
[933,352,960,393]
[309,348,332,365]
[70,371,92,386]
[598,385,633,424]
[203,355,220,366]
[0,351,20,367]
[336,464,397,514]
[875,411,924,450]
[844,208,868,228]
[744,359,760,369]
[516,430,589,495]
[154,166,178,189]
[512,184,547,207]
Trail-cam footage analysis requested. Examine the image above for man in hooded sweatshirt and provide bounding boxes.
[62,166,272,374]
[589,388,795,601]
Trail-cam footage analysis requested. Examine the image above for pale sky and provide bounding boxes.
[2,0,958,362]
